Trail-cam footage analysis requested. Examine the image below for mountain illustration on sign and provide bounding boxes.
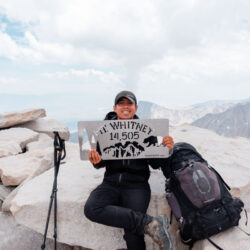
[103,136,159,158]
[103,141,145,158]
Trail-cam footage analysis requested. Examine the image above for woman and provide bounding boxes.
[84,90,174,250]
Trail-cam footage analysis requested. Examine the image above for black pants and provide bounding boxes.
[84,182,152,250]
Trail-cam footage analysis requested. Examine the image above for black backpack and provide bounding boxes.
[163,142,244,249]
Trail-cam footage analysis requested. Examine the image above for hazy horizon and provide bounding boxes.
[1,1,250,122]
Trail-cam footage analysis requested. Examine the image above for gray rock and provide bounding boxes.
[19,118,70,141]
[10,159,122,249]
[5,130,250,250]
[0,109,46,129]
[26,133,53,151]
[192,212,250,250]
[0,127,39,158]
[0,211,73,250]
[0,148,53,186]
[0,141,22,158]
[2,150,53,212]
[0,185,14,201]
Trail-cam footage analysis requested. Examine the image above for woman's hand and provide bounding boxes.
[162,136,174,151]
[89,149,102,164]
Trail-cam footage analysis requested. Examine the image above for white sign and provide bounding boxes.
[78,119,169,160]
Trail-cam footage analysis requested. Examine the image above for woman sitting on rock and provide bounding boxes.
[84,90,174,250]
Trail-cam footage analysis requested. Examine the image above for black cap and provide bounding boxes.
[114,90,137,105]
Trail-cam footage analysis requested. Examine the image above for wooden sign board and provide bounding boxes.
[78,119,169,160]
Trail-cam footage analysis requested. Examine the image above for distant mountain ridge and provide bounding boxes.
[191,99,250,107]
[137,100,236,126]
[192,102,250,138]
[69,98,250,142]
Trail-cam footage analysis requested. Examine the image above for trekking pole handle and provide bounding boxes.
[53,131,66,160]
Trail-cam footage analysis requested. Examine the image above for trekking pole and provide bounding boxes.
[41,131,66,250]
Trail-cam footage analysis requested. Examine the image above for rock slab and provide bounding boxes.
[0,127,39,158]
[0,109,46,129]
[0,148,53,186]
[0,211,73,250]
[19,118,70,141]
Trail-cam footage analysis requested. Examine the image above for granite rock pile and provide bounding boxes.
[0,109,249,250]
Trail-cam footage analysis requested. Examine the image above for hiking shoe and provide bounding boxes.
[144,214,173,250]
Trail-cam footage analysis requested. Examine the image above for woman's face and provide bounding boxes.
[113,97,138,119]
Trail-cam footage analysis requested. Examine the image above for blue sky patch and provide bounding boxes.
[0,14,27,39]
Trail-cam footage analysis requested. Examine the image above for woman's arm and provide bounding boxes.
[147,135,174,169]
[89,149,107,169]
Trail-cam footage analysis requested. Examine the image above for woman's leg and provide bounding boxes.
[120,187,151,250]
[84,182,152,233]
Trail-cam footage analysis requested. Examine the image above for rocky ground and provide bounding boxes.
[0,109,249,250]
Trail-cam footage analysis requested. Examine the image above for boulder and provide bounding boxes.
[7,140,250,249]
[26,133,53,151]
[4,143,215,249]
[240,182,250,211]
[0,148,53,186]
[0,108,46,129]
[0,185,14,201]
[2,149,54,212]
[10,160,123,250]
[7,143,131,249]
[0,185,15,210]
[0,127,39,158]
[232,182,250,212]
[0,141,22,158]
[192,212,250,250]
[9,158,179,250]
[19,118,70,141]
[0,211,74,250]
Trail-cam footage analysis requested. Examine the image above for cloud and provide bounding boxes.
[0,68,123,95]
[0,0,166,67]
[0,68,125,120]
[0,0,250,112]
[0,31,42,62]
[42,69,123,95]
[0,30,122,66]
[137,43,250,105]
[1,0,250,68]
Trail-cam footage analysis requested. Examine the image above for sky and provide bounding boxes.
[0,0,250,123]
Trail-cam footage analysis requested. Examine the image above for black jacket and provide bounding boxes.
[93,112,166,188]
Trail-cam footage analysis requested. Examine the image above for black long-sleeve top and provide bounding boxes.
[93,111,167,188]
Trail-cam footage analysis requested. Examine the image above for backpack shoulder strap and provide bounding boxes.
[237,209,250,236]
[207,238,224,250]
[209,165,231,190]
